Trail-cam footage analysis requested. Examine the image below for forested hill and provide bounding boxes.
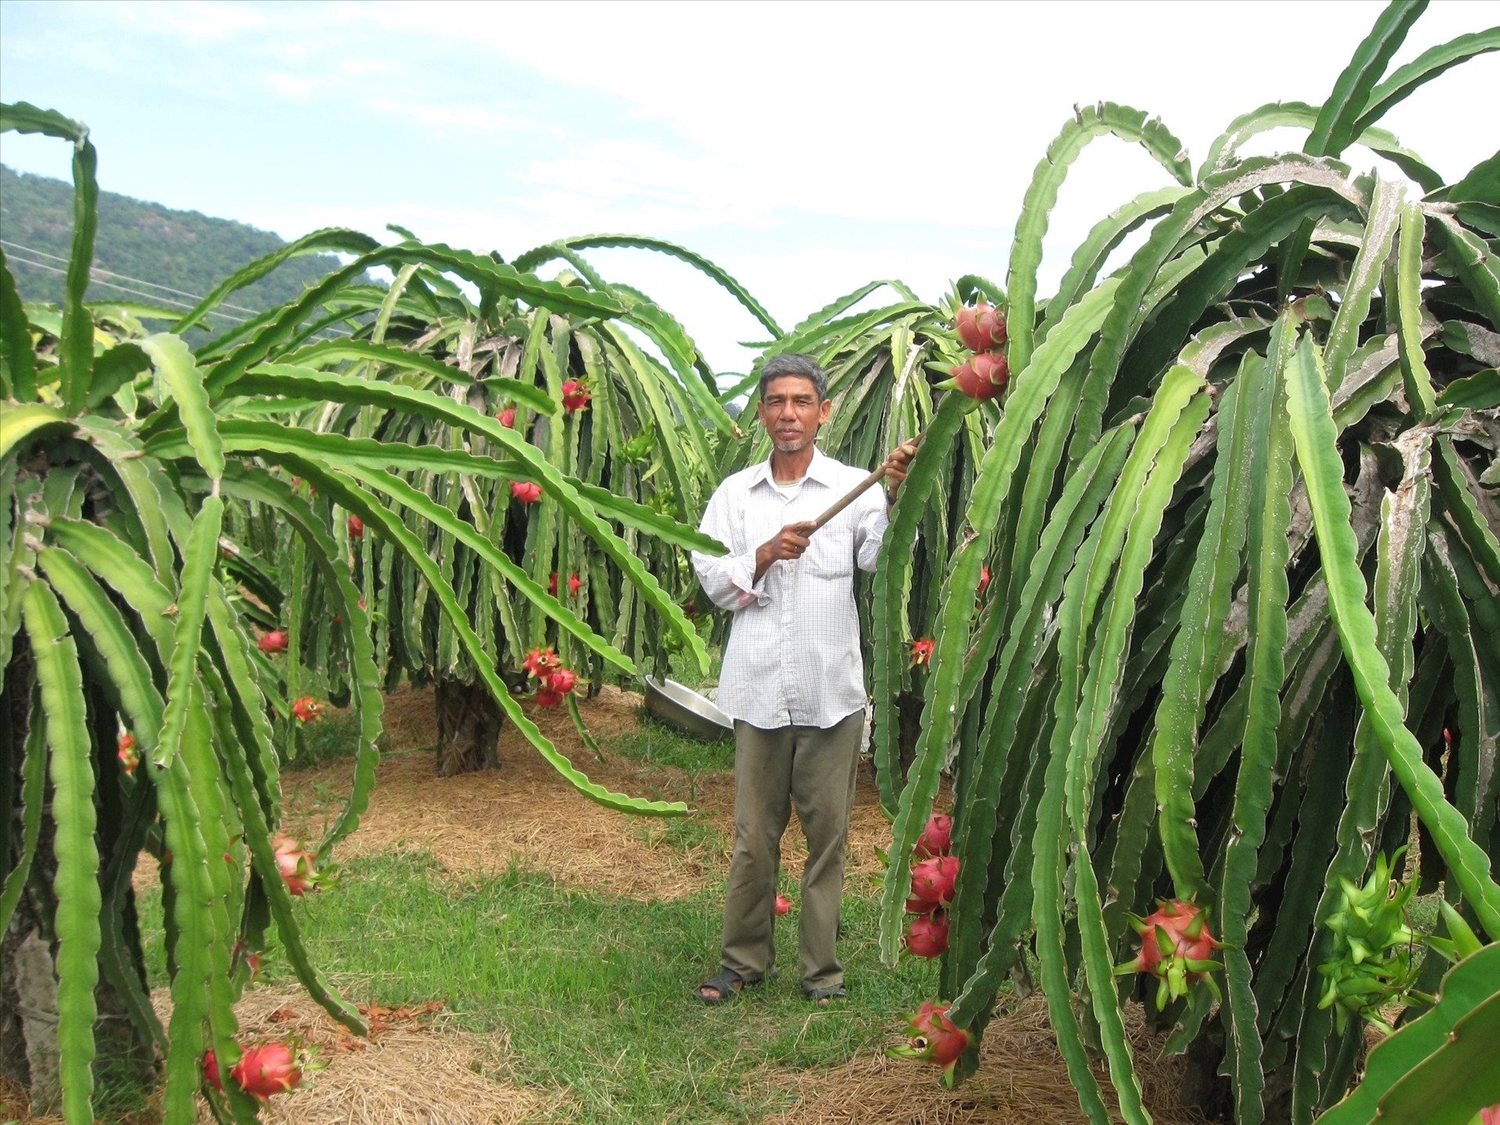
[0,164,359,334]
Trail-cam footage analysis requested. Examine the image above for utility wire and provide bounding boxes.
[2,237,354,342]
[3,251,250,325]
[1,237,264,316]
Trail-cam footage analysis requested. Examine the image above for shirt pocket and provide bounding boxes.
[802,523,854,580]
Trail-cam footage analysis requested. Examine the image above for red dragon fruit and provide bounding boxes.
[904,911,950,958]
[915,812,953,859]
[230,1041,303,1100]
[291,696,322,723]
[775,893,793,916]
[347,514,364,538]
[257,628,289,655]
[522,646,562,676]
[949,357,1007,402]
[497,405,517,428]
[510,480,543,504]
[971,350,1009,389]
[202,1047,224,1092]
[561,378,591,412]
[1115,899,1223,1007]
[909,637,935,666]
[909,855,959,909]
[888,1001,970,1085]
[954,302,1008,352]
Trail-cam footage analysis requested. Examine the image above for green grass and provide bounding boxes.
[284,707,365,770]
[137,851,940,1125]
[607,712,735,774]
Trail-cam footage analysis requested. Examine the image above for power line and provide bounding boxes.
[2,238,355,342]
[3,252,251,324]
[1,237,263,317]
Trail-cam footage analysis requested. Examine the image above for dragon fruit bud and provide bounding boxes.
[118,732,140,774]
[271,834,319,897]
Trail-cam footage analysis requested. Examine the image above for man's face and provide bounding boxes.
[758,375,830,454]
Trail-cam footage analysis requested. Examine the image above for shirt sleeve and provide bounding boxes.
[853,481,891,573]
[691,482,769,610]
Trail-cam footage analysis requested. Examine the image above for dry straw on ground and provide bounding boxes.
[763,994,1212,1125]
[181,985,565,1125]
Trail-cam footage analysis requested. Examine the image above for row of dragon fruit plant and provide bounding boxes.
[865,4,1500,1124]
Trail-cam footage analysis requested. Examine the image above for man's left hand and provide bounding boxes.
[883,439,920,502]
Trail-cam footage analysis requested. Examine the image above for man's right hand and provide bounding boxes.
[754,520,817,583]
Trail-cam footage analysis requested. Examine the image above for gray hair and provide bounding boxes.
[758,353,828,402]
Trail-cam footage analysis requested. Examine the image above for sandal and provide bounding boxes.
[804,984,847,1005]
[696,967,745,1005]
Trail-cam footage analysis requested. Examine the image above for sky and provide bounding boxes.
[2,0,1497,374]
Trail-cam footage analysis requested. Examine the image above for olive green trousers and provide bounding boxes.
[719,710,862,993]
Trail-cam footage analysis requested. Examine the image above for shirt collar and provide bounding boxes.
[750,446,835,490]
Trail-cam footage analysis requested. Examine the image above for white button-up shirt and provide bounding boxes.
[691,447,889,730]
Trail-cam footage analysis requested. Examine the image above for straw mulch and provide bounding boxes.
[178,984,564,1125]
[761,993,1213,1125]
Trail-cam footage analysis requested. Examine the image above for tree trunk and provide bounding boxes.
[433,677,504,776]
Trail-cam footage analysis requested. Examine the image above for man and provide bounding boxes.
[691,353,917,1004]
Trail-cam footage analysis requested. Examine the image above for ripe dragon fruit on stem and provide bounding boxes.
[256,628,289,655]
[954,302,1008,352]
[291,696,322,723]
[230,1041,304,1100]
[909,637,935,666]
[904,911,950,958]
[948,358,1007,402]
[1114,899,1223,1008]
[914,812,953,859]
[909,855,959,910]
[887,1001,970,1086]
